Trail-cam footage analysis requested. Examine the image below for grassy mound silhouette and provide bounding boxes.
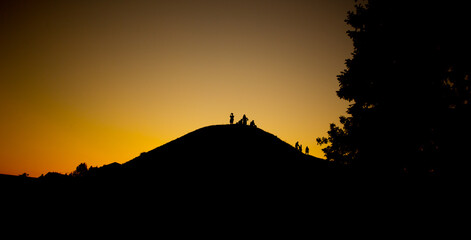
[122,124,327,181]
[30,124,334,189]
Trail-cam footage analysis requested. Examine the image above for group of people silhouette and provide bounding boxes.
[295,141,309,155]
[230,113,256,127]
[229,113,309,154]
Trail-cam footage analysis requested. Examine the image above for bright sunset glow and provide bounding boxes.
[0,0,353,177]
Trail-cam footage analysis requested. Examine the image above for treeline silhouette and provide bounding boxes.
[317,0,471,177]
[37,162,124,186]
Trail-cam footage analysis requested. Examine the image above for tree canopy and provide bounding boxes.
[317,0,471,176]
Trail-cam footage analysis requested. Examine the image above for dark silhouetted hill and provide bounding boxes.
[63,124,337,189]
[0,174,36,187]
[121,124,328,184]
[30,124,344,190]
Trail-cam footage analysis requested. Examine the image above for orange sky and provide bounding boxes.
[0,0,353,177]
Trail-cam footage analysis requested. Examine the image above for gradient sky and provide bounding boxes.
[1,0,354,177]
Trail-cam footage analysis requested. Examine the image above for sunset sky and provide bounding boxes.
[1,0,354,177]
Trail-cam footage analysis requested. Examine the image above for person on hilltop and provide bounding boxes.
[295,141,299,150]
[250,120,257,128]
[305,146,309,155]
[242,114,248,125]
[230,113,234,124]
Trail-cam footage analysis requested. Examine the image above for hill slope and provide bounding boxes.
[119,124,328,183]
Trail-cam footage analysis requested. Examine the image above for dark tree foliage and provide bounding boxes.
[71,163,88,177]
[317,0,471,176]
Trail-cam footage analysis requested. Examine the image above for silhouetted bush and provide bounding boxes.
[70,163,88,177]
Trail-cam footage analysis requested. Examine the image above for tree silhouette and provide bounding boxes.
[317,1,471,176]
[71,163,88,177]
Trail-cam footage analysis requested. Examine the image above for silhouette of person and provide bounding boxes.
[305,146,309,155]
[250,120,256,127]
[230,113,234,124]
[295,141,299,150]
[299,144,302,152]
[242,114,248,125]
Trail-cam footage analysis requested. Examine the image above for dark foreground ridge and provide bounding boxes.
[30,124,341,189]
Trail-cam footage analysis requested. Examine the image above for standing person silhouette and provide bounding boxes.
[230,113,234,124]
[242,114,248,125]
[295,141,299,150]
[305,146,309,155]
